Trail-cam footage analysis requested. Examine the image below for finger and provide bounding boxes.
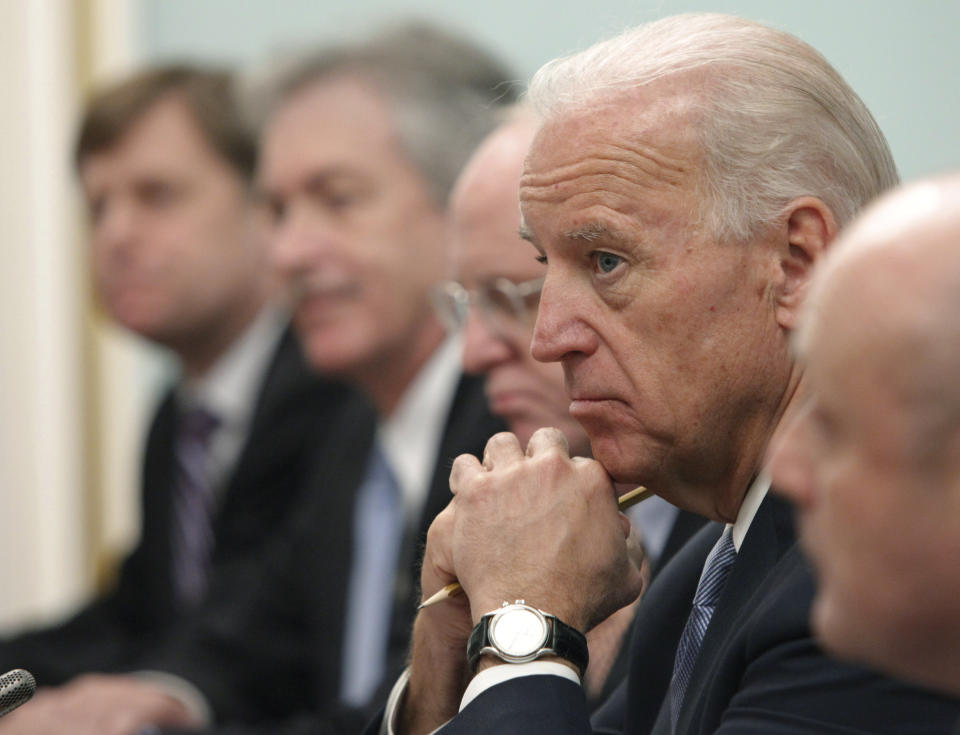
[423,507,458,585]
[482,431,524,469]
[624,520,646,571]
[525,426,569,457]
[449,452,483,495]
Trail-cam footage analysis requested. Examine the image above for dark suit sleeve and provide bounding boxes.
[449,676,594,734]
[0,327,355,691]
[146,394,381,733]
[703,556,960,735]
[0,391,180,686]
[159,375,503,734]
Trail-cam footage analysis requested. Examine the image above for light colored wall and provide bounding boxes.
[138,0,960,182]
[0,0,88,628]
[0,0,167,632]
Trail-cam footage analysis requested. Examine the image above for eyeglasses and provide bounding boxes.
[432,276,544,339]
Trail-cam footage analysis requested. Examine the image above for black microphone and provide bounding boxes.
[0,669,36,717]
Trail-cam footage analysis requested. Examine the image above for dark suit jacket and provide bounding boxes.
[0,327,350,686]
[424,494,960,734]
[591,509,706,710]
[153,373,505,734]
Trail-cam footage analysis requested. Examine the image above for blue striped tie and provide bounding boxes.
[669,526,737,730]
[171,405,220,607]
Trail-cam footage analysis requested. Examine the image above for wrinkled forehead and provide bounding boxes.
[518,90,707,253]
[523,81,706,176]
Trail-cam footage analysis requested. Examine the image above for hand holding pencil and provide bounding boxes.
[417,427,648,633]
[419,484,654,609]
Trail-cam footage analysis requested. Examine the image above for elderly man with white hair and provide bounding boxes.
[373,13,960,735]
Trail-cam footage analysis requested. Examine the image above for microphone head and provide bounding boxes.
[0,668,36,717]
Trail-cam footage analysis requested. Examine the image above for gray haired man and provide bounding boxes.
[380,13,960,735]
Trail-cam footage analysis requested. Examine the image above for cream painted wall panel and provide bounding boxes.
[0,0,163,632]
[0,0,87,629]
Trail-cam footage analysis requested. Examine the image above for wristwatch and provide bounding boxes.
[467,601,589,677]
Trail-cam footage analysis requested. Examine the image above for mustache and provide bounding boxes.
[286,272,358,305]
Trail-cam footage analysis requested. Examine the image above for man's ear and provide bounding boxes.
[775,196,837,330]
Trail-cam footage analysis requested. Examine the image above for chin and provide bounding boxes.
[586,434,648,484]
[302,332,373,376]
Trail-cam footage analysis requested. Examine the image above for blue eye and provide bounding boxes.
[595,252,623,274]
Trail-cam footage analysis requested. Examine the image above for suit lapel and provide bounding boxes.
[626,522,722,735]
[309,393,379,693]
[216,326,310,512]
[141,389,180,607]
[673,494,796,734]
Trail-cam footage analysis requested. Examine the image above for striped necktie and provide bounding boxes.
[669,526,737,730]
[171,405,220,607]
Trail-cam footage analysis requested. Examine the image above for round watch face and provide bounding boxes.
[489,606,549,657]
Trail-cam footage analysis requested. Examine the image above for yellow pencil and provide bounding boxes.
[417,486,654,609]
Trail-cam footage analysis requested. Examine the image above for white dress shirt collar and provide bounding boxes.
[730,467,771,552]
[181,304,287,423]
[379,334,463,523]
[178,304,288,495]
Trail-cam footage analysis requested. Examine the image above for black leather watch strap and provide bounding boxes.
[548,615,589,677]
[466,603,589,677]
[466,614,492,671]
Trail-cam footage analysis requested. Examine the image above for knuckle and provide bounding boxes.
[534,425,565,442]
[449,453,478,489]
[427,506,453,540]
[449,452,475,474]
[529,426,569,451]
[580,457,611,486]
[486,431,518,449]
[530,445,569,473]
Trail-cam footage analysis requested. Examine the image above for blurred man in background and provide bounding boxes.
[1,23,512,734]
[0,65,347,686]
[771,172,960,699]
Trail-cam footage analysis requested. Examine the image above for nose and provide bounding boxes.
[768,411,818,510]
[530,272,597,364]
[270,204,327,279]
[461,309,516,375]
[93,198,137,257]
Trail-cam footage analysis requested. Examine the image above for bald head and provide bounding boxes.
[450,109,540,278]
[771,172,960,695]
[802,174,960,469]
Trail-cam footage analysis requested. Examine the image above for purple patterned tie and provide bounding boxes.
[669,526,737,731]
[171,405,220,607]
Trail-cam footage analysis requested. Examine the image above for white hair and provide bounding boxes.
[527,13,899,242]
